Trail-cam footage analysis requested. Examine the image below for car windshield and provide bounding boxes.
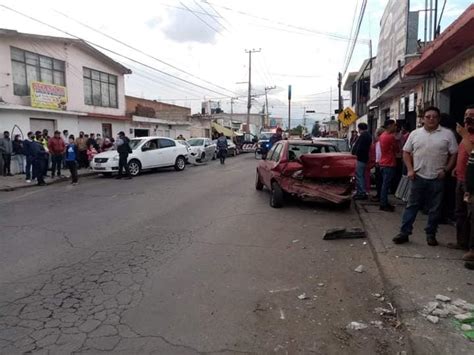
[288,144,337,161]
[129,139,143,150]
[322,139,349,152]
[259,133,273,140]
[177,140,190,148]
[188,139,204,146]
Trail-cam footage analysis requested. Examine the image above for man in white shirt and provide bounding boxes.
[393,106,458,246]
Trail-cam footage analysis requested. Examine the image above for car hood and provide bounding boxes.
[94,150,119,159]
[188,146,202,153]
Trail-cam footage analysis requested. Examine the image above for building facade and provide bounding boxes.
[0,29,131,138]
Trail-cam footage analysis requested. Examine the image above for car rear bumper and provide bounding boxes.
[281,180,353,204]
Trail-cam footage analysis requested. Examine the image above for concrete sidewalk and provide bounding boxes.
[356,198,474,354]
[0,169,95,191]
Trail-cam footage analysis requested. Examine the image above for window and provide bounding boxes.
[143,139,159,151]
[10,47,65,96]
[83,67,118,108]
[288,144,338,161]
[159,139,176,149]
[266,145,278,161]
[271,143,283,162]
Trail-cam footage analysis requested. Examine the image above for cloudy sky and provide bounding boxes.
[0,0,469,128]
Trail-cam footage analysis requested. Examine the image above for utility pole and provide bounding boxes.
[303,106,307,131]
[329,86,332,119]
[337,72,343,133]
[264,86,276,128]
[245,48,261,133]
[288,85,292,132]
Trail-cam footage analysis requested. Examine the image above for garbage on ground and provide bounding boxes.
[346,321,368,330]
[354,265,364,273]
[292,239,300,243]
[317,283,325,287]
[370,320,383,329]
[297,293,309,300]
[422,295,474,341]
[323,227,367,240]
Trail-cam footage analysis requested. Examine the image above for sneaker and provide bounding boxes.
[426,235,439,246]
[380,204,395,212]
[26,179,31,183]
[393,234,409,244]
[462,250,474,262]
[37,182,46,186]
[72,182,78,186]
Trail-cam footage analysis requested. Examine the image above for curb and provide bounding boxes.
[0,172,96,192]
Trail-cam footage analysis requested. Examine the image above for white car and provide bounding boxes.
[187,138,216,162]
[212,139,238,156]
[91,136,188,176]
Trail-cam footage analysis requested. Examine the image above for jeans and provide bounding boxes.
[25,156,33,180]
[455,181,471,248]
[33,158,45,184]
[118,154,130,177]
[51,154,63,177]
[2,154,11,175]
[355,160,367,195]
[13,154,25,174]
[380,166,396,207]
[66,160,78,183]
[374,165,382,198]
[400,176,444,237]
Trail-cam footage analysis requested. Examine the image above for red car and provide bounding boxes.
[255,140,356,208]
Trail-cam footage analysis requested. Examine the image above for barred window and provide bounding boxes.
[11,47,65,96]
[83,67,118,108]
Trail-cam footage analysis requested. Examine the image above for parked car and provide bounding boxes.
[187,138,216,162]
[212,139,238,157]
[312,137,350,152]
[255,140,356,208]
[177,140,191,163]
[91,136,188,176]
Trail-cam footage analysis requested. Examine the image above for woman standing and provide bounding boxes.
[12,134,25,174]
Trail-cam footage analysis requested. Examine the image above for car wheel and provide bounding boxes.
[270,181,284,208]
[128,159,141,176]
[174,156,186,171]
[212,151,217,160]
[255,171,264,191]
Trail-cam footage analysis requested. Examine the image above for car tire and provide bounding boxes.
[212,151,217,160]
[128,159,141,176]
[255,171,264,190]
[270,181,284,208]
[174,156,186,171]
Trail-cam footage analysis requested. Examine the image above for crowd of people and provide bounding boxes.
[0,129,123,186]
[351,105,474,270]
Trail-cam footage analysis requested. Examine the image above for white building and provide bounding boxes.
[0,28,131,138]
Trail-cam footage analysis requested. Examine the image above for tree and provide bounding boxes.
[311,121,321,137]
[289,125,305,136]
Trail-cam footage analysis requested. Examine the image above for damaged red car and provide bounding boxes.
[255,140,356,208]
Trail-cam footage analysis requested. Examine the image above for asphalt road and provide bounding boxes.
[0,154,408,354]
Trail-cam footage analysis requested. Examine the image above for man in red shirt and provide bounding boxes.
[379,119,398,212]
[47,130,66,178]
[450,106,474,251]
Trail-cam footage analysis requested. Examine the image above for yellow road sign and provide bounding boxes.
[338,107,358,126]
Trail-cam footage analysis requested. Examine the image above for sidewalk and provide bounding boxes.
[356,198,474,354]
[0,169,95,191]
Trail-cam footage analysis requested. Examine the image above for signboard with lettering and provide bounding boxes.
[338,107,358,126]
[371,0,409,87]
[30,82,67,110]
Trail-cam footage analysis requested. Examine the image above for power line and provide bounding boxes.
[342,0,367,76]
[192,0,228,31]
[179,1,221,35]
[201,0,233,28]
[54,9,239,97]
[0,4,235,98]
[343,0,360,71]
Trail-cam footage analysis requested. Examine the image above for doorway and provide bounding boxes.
[102,123,112,138]
[134,129,149,137]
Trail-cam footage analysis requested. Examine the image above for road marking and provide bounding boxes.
[279,309,285,320]
[269,286,299,293]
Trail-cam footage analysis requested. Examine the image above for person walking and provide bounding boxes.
[115,131,132,179]
[371,127,385,202]
[0,131,13,176]
[75,132,88,168]
[65,135,79,185]
[393,106,458,246]
[31,137,47,186]
[449,105,474,251]
[379,120,399,212]
[352,123,372,200]
[23,132,35,183]
[12,134,25,174]
[216,133,228,165]
[48,130,65,178]
[462,147,474,268]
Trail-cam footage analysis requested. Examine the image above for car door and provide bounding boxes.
[204,139,214,157]
[261,143,283,187]
[139,139,160,168]
[158,138,177,166]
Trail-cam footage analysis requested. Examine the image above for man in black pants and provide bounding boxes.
[115,131,132,179]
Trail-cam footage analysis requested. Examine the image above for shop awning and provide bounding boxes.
[212,122,236,137]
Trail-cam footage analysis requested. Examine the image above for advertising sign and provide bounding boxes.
[30,82,67,110]
[371,0,409,87]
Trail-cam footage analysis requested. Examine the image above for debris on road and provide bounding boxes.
[461,324,472,331]
[298,293,309,300]
[455,313,473,322]
[370,320,383,329]
[427,315,439,324]
[346,321,368,330]
[323,227,367,240]
[317,283,325,287]
[292,239,300,243]
[354,265,364,273]
[412,254,425,259]
[435,294,451,302]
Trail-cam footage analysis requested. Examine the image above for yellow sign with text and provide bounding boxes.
[31,82,67,110]
[338,107,358,126]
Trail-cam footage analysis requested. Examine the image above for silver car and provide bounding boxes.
[187,138,217,162]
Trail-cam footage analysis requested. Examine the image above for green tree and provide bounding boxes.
[289,125,304,136]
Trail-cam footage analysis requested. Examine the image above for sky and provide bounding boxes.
[0,0,470,128]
